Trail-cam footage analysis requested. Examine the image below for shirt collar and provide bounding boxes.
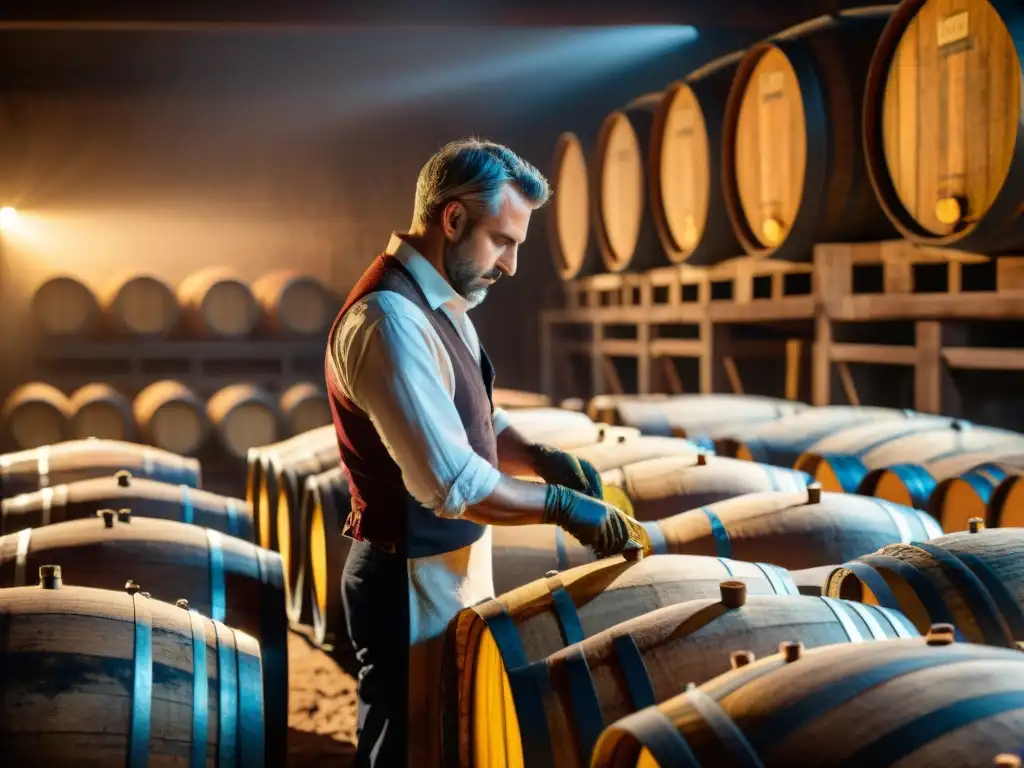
[385,232,469,314]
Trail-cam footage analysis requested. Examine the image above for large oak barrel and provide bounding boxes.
[591,635,1024,768]
[0,515,288,764]
[0,439,201,499]
[586,394,670,424]
[650,51,746,265]
[492,388,551,410]
[1,382,73,449]
[1,579,266,766]
[642,486,943,568]
[490,586,916,768]
[31,275,101,336]
[608,395,804,437]
[826,527,1024,648]
[571,436,700,474]
[102,274,180,337]
[446,552,800,767]
[491,523,596,597]
[602,454,809,521]
[133,380,211,455]
[257,434,340,553]
[251,270,333,336]
[930,458,1024,530]
[279,382,332,436]
[503,407,601,449]
[246,425,337,549]
[1,472,252,540]
[864,0,1024,252]
[716,405,916,465]
[856,427,1024,506]
[795,415,967,490]
[69,382,134,441]
[594,92,665,273]
[988,471,1024,527]
[302,466,352,645]
[207,383,281,459]
[177,267,260,339]
[548,131,601,280]
[723,9,896,260]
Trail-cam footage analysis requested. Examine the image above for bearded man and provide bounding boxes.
[325,137,643,767]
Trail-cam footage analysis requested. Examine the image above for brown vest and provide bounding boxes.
[325,253,497,558]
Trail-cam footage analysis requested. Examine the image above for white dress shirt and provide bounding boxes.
[327,233,512,519]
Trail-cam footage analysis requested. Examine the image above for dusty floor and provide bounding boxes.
[287,629,359,767]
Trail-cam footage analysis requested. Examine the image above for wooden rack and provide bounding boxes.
[540,240,1024,414]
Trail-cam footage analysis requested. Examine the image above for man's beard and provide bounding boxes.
[443,230,501,309]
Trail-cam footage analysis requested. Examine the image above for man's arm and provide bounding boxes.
[494,422,542,477]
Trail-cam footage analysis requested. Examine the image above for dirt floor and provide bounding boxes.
[287,629,359,767]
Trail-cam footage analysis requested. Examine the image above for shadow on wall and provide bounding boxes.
[0,25,726,393]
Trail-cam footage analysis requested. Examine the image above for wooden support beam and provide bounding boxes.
[830,343,918,366]
[915,321,943,414]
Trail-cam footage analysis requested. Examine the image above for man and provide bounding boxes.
[325,137,644,768]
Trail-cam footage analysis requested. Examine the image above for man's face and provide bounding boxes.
[442,183,532,308]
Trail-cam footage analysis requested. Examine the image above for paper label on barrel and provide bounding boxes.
[937,11,969,49]
[759,70,785,99]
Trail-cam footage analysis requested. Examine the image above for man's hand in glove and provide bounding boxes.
[528,444,603,500]
[543,484,646,558]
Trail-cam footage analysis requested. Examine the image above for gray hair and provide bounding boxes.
[412,137,551,229]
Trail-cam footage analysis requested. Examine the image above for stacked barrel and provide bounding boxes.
[437,393,1024,766]
[0,432,294,765]
[551,0,1024,276]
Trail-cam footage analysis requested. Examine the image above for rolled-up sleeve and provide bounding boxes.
[335,297,502,519]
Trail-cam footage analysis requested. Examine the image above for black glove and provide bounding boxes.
[528,444,603,500]
[543,484,645,558]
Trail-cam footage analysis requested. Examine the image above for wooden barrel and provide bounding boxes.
[177,267,260,339]
[245,425,336,548]
[642,486,944,569]
[826,527,1024,647]
[548,131,601,280]
[446,552,801,767]
[134,380,210,455]
[1,580,266,766]
[716,405,915,466]
[723,9,897,260]
[988,471,1024,527]
[279,382,332,436]
[490,587,916,768]
[31,275,101,336]
[856,427,1024,506]
[0,439,201,500]
[1,473,252,540]
[491,523,596,597]
[0,515,288,765]
[493,388,552,410]
[207,383,281,459]
[68,383,134,441]
[1,382,73,449]
[930,457,1024,530]
[257,434,339,552]
[610,395,805,437]
[251,270,333,336]
[591,634,1024,768]
[503,407,601,449]
[602,454,810,521]
[572,436,700,473]
[594,92,665,273]
[649,51,746,265]
[302,466,352,645]
[102,274,180,336]
[863,0,1024,252]
[795,415,967,490]
[586,394,670,424]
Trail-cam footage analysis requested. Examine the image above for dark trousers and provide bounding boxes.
[342,540,410,768]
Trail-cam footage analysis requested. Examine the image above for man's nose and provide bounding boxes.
[498,249,518,278]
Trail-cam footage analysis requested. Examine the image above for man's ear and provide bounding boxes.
[442,200,467,241]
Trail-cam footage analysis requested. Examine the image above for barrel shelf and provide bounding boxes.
[29,338,326,394]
